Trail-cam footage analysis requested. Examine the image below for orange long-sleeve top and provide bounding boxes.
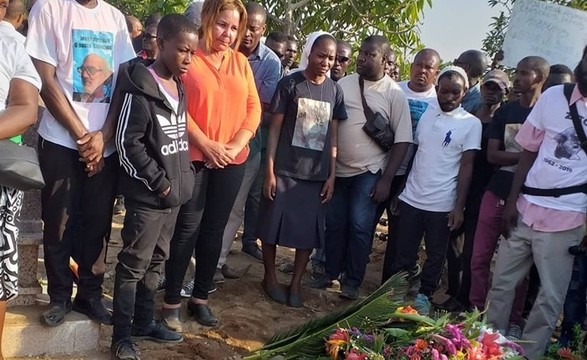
[183,47,262,164]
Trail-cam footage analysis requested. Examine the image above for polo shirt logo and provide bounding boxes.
[442,130,453,147]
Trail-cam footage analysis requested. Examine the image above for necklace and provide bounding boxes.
[303,71,327,127]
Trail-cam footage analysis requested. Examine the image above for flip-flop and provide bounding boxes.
[261,281,288,304]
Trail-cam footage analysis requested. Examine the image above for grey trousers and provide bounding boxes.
[485,214,583,359]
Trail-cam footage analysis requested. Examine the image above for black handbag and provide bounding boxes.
[359,77,394,151]
[0,139,45,191]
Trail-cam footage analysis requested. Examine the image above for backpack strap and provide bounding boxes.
[564,83,587,153]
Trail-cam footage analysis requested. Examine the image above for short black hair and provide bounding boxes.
[267,31,287,44]
[5,0,25,21]
[245,2,266,21]
[158,14,198,41]
[311,34,336,53]
[337,39,351,52]
[145,13,163,27]
[438,70,467,87]
[456,49,488,78]
[414,48,441,65]
[550,64,574,77]
[519,56,550,81]
[362,35,390,59]
[286,35,296,43]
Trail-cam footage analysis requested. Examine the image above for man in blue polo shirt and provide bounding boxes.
[216,1,282,280]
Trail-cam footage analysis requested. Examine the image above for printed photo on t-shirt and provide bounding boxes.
[72,29,114,103]
[504,123,523,153]
[407,98,429,132]
[292,97,331,151]
[554,127,582,160]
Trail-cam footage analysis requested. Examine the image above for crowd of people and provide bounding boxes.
[0,0,586,359]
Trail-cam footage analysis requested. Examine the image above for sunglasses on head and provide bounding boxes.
[336,55,350,63]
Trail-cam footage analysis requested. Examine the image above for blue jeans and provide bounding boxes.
[325,172,380,288]
[560,254,587,347]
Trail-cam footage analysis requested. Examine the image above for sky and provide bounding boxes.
[419,0,506,62]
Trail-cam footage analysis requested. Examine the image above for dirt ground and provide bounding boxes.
[91,214,393,360]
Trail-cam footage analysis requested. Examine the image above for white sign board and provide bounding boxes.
[502,0,587,68]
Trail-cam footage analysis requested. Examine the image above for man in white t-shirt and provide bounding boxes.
[486,48,587,359]
[26,0,135,328]
[380,48,440,283]
[390,66,482,316]
[0,0,26,44]
[311,36,412,300]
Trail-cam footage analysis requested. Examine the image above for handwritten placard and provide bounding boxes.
[502,0,587,68]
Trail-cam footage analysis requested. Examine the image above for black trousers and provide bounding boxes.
[112,202,179,341]
[164,162,245,303]
[389,201,451,297]
[445,195,482,307]
[39,138,117,303]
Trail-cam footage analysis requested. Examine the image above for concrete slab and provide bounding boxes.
[4,305,101,358]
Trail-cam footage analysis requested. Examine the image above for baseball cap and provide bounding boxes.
[482,69,510,89]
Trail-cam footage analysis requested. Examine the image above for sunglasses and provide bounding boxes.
[336,55,350,63]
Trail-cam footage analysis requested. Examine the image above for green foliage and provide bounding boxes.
[106,0,191,21]
[244,273,409,360]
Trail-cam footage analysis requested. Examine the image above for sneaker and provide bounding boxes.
[242,244,263,262]
[131,320,183,343]
[339,285,359,300]
[213,269,225,284]
[156,275,166,292]
[113,196,126,215]
[507,324,522,340]
[180,281,194,298]
[413,293,432,316]
[110,338,140,360]
[221,264,240,279]
[72,297,112,325]
[305,274,333,289]
[310,264,325,280]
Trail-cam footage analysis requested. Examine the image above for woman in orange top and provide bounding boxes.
[162,0,261,329]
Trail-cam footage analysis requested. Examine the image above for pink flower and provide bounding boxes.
[480,332,503,357]
[444,324,472,350]
[344,348,368,360]
[433,334,457,355]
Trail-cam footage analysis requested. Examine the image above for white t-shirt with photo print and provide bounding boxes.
[26,0,135,155]
[400,106,482,212]
[520,85,587,213]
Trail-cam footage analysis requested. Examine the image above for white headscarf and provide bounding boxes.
[290,31,336,76]
[438,65,470,89]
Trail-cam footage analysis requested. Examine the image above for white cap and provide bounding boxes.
[438,65,469,89]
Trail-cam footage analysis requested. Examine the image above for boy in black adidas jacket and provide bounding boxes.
[111,14,198,360]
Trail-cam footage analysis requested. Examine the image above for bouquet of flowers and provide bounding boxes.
[246,274,525,360]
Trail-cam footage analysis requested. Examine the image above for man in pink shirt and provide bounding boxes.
[485,48,587,359]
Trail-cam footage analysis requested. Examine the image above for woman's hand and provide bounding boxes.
[201,140,234,168]
[264,172,277,201]
[321,177,335,203]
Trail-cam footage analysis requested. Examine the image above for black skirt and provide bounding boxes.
[257,175,324,250]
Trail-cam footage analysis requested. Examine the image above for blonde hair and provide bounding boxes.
[199,0,247,52]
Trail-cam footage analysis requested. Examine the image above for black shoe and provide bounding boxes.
[72,297,112,325]
[433,296,465,313]
[187,301,218,327]
[111,338,140,360]
[305,275,333,289]
[340,285,359,300]
[242,244,263,262]
[131,320,183,343]
[40,301,72,327]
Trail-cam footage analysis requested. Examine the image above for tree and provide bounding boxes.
[483,0,587,60]
[107,0,190,21]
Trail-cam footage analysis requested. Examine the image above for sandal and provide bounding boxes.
[261,281,288,304]
[41,301,72,327]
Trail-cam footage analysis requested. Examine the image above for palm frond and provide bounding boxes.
[244,273,410,360]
